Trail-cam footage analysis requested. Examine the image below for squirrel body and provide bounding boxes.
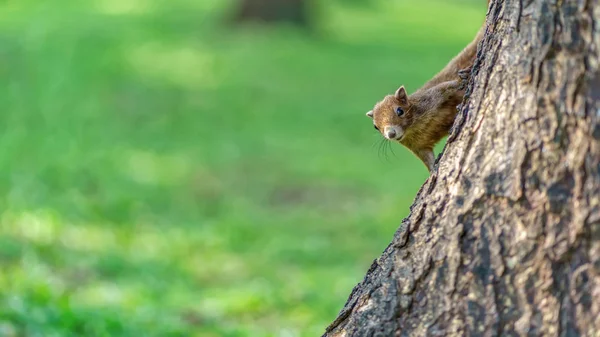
[366,8,488,172]
[369,69,472,171]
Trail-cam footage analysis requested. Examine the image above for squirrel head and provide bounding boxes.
[366,86,415,142]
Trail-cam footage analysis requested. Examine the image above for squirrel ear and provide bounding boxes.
[366,110,374,118]
[395,86,408,105]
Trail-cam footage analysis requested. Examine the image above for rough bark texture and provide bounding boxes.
[324,0,600,336]
[232,0,310,26]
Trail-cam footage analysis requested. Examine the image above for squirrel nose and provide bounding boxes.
[386,130,397,139]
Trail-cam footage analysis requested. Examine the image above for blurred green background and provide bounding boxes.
[0,0,485,336]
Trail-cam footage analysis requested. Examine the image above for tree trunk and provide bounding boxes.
[232,0,310,26]
[324,0,600,336]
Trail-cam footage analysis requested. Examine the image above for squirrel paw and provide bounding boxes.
[458,67,472,80]
[458,67,472,90]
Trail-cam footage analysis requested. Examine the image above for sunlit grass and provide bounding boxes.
[126,43,220,88]
[93,0,155,15]
[324,0,484,45]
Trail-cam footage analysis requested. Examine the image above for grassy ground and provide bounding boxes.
[0,0,485,336]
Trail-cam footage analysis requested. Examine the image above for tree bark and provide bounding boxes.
[324,0,600,336]
[231,0,311,26]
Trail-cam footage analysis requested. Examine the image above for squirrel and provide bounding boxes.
[366,10,488,172]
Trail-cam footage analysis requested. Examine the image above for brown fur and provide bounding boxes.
[367,2,489,172]
[371,78,467,171]
[419,26,485,91]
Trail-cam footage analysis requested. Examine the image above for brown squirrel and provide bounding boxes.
[366,13,487,172]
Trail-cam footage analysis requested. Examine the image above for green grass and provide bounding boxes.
[0,0,486,336]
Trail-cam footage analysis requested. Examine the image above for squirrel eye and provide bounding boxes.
[373,124,379,131]
[396,107,404,116]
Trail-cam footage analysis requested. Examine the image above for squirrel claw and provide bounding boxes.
[458,67,472,90]
[458,67,472,80]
